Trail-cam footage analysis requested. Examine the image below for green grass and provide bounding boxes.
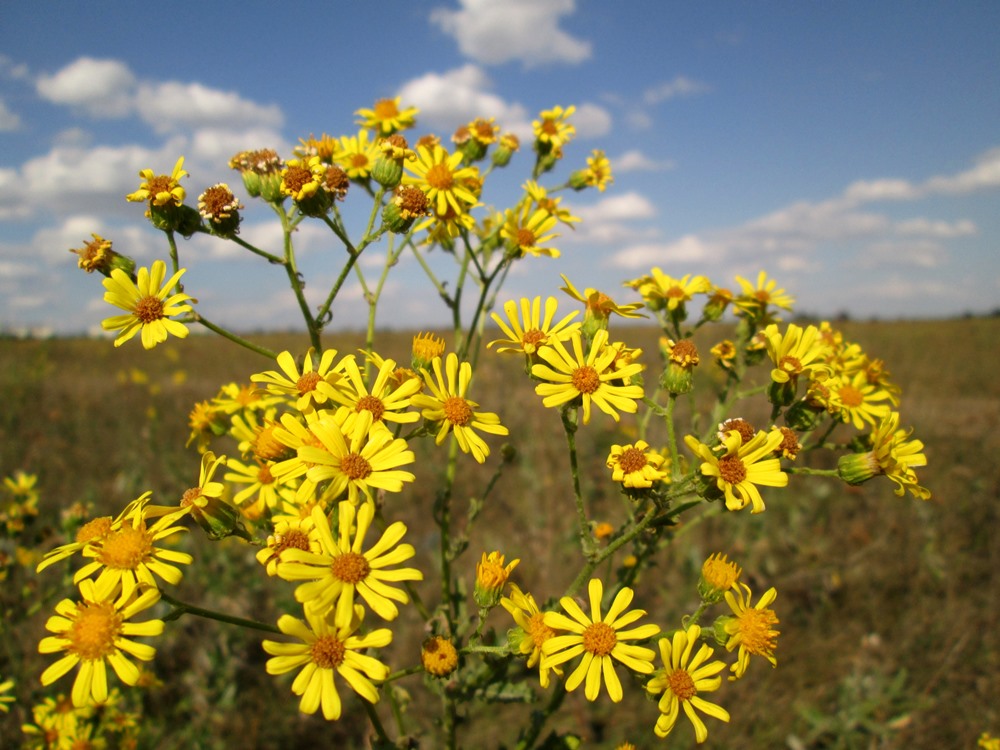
[1,318,997,748]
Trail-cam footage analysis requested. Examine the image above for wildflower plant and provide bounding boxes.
[22,98,935,748]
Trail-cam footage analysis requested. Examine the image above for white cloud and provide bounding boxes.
[431,0,591,67]
[0,97,21,131]
[859,240,947,269]
[36,57,136,118]
[612,150,675,173]
[609,235,719,269]
[575,192,657,223]
[0,54,30,81]
[923,146,1000,194]
[842,178,918,204]
[397,65,531,136]
[135,82,283,134]
[572,103,612,139]
[643,76,711,105]
[895,218,976,238]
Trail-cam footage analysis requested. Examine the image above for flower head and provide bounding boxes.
[403,143,480,216]
[532,329,644,424]
[489,296,580,357]
[734,271,795,319]
[262,603,392,721]
[421,636,459,677]
[501,202,561,258]
[501,585,563,688]
[541,578,660,702]
[101,260,193,349]
[533,105,576,153]
[277,502,423,628]
[355,97,418,136]
[570,149,613,192]
[684,428,788,513]
[699,553,741,602]
[474,551,519,609]
[39,579,164,707]
[411,353,509,463]
[334,129,381,180]
[606,441,670,489]
[645,624,730,743]
[125,156,187,206]
[251,349,344,413]
[721,583,780,679]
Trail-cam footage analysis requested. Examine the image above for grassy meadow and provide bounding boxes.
[1,317,997,748]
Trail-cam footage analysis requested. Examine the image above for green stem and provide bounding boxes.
[227,234,283,264]
[560,407,598,563]
[159,591,280,634]
[410,241,453,309]
[189,313,277,359]
[362,700,391,745]
[278,207,321,350]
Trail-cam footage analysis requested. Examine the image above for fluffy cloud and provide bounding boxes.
[36,57,136,118]
[135,82,283,134]
[572,102,612,139]
[0,97,21,131]
[431,0,591,67]
[397,65,531,136]
[643,76,711,104]
[612,150,675,173]
[575,192,657,223]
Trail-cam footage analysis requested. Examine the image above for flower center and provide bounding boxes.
[541,120,559,136]
[283,165,312,194]
[522,329,546,350]
[134,295,165,323]
[426,163,454,190]
[331,551,371,584]
[180,487,205,509]
[374,99,400,119]
[98,525,153,569]
[350,153,370,169]
[754,290,772,303]
[667,285,686,299]
[778,355,802,375]
[838,384,864,407]
[200,184,239,219]
[617,447,648,474]
[581,621,617,656]
[257,464,275,484]
[310,633,346,669]
[527,612,556,650]
[296,371,322,395]
[340,452,373,481]
[356,394,386,421]
[670,339,700,367]
[275,528,311,554]
[720,418,755,445]
[737,607,779,656]
[666,668,697,701]
[443,396,473,426]
[516,228,536,248]
[571,365,600,395]
[146,175,172,199]
[718,454,747,485]
[75,516,113,544]
[69,600,123,661]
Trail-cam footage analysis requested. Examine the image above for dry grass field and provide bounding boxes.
[1,316,997,748]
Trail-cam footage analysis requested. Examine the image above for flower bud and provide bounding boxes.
[421,636,459,677]
[382,184,429,233]
[474,551,519,610]
[491,133,520,167]
[837,450,880,486]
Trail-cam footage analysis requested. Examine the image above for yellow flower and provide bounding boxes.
[403,143,480,216]
[699,553,741,601]
[541,578,660,702]
[355,97,418,136]
[532,329,644,424]
[411,353,509,463]
[301,410,416,507]
[826,370,893,430]
[73,495,191,601]
[412,331,446,368]
[421,636,459,677]
[838,411,930,499]
[533,105,576,152]
[255,515,321,576]
[645,624,730,743]
[197,183,242,224]
[734,271,795,317]
[626,269,711,313]
[69,233,122,275]
[0,676,13,713]
[488,296,580,356]
[39,579,163,707]
[334,129,381,180]
[250,348,344,413]
[979,733,1000,750]
[501,584,563,688]
[125,156,187,206]
[560,274,646,324]
[101,260,193,349]
[523,180,581,227]
[501,203,561,258]
[684,428,788,514]
[280,155,326,202]
[722,582,780,679]
[606,441,670,489]
[277,502,423,628]
[764,323,832,385]
[575,149,613,191]
[262,603,392,721]
[327,354,422,428]
[474,551,519,609]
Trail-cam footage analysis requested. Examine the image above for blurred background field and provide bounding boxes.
[1,316,997,749]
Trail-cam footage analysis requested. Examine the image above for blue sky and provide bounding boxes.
[1,0,998,335]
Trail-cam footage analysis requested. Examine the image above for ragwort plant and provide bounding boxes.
[25,97,933,748]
